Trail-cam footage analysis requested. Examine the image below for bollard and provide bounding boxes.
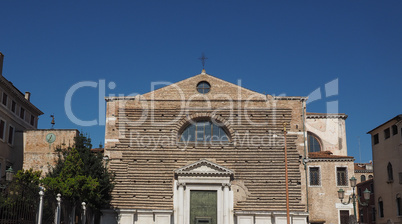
[55,193,61,224]
[37,188,44,224]
[82,202,87,224]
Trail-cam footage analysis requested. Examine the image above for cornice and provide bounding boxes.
[273,96,308,101]
[105,96,137,102]
[306,113,348,119]
[0,76,43,115]
[308,158,355,162]
[354,170,373,173]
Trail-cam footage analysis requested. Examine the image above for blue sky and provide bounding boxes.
[1,0,401,162]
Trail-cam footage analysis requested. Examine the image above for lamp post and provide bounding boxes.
[0,166,14,190]
[5,166,14,182]
[337,177,371,223]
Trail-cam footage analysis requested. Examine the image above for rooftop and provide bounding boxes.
[367,114,402,134]
[308,151,354,160]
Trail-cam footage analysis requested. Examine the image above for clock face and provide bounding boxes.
[46,133,56,143]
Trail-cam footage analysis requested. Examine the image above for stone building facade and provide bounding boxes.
[354,162,374,223]
[368,115,402,224]
[102,70,357,224]
[103,70,309,224]
[23,129,79,175]
[355,163,374,184]
[356,178,375,224]
[0,52,43,177]
[305,114,356,224]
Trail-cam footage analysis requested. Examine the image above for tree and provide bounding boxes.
[0,169,42,222]
[43,133,114,222]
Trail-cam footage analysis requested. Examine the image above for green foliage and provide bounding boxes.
[0,169,42,220]
[1,169,41,203]
[43,133,114,212]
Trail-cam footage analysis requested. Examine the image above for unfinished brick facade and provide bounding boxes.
[103,71,309,224]
[23,129,78,176]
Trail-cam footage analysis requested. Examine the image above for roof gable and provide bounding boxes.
[141,70,267,101]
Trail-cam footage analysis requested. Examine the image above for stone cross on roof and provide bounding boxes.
[198,53,208,69]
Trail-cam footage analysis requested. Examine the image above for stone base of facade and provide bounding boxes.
[100,209,308,224]
[235,211,308,224]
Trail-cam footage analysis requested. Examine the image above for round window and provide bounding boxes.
[196,81,211,94]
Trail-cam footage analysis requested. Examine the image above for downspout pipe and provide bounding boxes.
[301,98,309,213]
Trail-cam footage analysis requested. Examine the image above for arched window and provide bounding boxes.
[308,133,321,152]
[369,175,373,179]
[378,197,384,218]
[180,121,229,143]
[361,175,366,182]
[387,162,394,182]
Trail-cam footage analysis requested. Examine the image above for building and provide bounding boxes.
[355,162,374,184]
[368,115,402,224]
[356,178,375,224]
[0,52,43,178]
[22,129,79,176]
[354,162,374,223]
[102,70,355,224]
[305,113,356,224]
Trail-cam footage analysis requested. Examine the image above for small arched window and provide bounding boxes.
[387,162,394,182]
[308,133,321,152]
[369,175,373,179]
[397,194,402,216]
[361,175,366,182]
[378,197,384,218]
[180,121,229,143]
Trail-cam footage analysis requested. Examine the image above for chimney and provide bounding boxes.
[0,52,4,76]
[25,92,31,101]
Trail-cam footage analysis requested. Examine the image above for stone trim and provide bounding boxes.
[234,211,309,216]
[110,209,173,224]
[308,158,355,162]
[105,96,137,102]
[306,114,348,119]
[174,112,236,142]
[174,180,233,224]
[174,160,233,224]
[273,96,308,101]
[136,209,173,213]
[354,170,373,173]
[175,159,234,177]
[234,210,308,224]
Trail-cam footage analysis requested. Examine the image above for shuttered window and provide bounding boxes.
[309,167,320,186]
[337,167,347,186]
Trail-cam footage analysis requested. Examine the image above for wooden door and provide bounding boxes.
[340,210,350,224]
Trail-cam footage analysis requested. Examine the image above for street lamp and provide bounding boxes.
[5,166,14,182]
[0,166,14,190]
[337,177,371,222]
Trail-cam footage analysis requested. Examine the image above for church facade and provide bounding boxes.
[103,70,318,224]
